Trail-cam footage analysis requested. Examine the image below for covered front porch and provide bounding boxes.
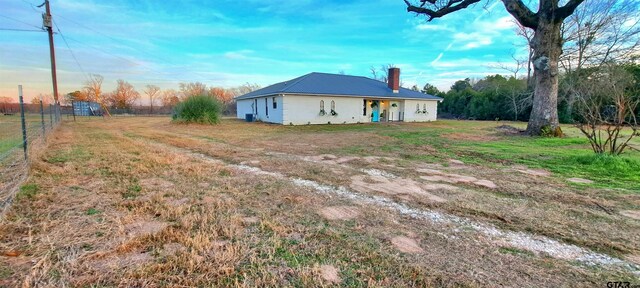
[364,99,404,122]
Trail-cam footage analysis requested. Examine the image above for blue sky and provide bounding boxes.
[0,0,527,101]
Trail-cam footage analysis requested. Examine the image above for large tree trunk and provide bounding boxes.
[526,17,563,136]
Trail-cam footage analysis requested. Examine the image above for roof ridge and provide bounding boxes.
[281,72,315,92]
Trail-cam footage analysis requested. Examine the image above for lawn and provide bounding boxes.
[0,114,54,160]
[0,117,638,287]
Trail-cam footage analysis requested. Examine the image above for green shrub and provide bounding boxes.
[172,95,222,124]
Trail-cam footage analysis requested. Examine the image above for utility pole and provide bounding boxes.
[42,0,59,105]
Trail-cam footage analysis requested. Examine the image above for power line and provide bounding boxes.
[53,13,218,84]
[52,19,90,82]
[58,33,202,84]
[0,27,45,32]
[0,14,44,30]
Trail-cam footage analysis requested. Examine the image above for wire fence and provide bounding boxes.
[0,86,62,217]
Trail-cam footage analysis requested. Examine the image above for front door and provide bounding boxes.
[371,100,380,122]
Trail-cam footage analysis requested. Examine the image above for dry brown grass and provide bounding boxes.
[0,117,637,287]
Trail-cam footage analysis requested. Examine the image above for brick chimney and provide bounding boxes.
[388,67,400,93]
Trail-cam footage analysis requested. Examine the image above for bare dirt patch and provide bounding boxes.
[162,243,187,256]
[318,206,360,220]
[139,177,175,191]
[88,251,154,272]
[318,264,341,284]
[417,168,497,189]
[567,177,594,184]
[443,132,498,142]
[514,166,551,177]
[124,220,168,238]
[496,125,525,135]
[619,210,640,220]
[166,197,190,207]
[242,216,260,225]
[391,236,424,253]
[350,175,449,203]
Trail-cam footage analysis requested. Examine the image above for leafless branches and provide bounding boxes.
[574,64,639,155]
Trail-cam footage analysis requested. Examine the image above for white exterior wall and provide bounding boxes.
[238,95,439,125]
[236,96,283,124]
[403,100,438,122]
[283,95,371,125]
[236,99,253,119]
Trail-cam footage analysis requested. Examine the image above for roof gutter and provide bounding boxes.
[236,92,442,101]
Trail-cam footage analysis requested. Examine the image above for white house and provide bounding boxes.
[236,68,443,125]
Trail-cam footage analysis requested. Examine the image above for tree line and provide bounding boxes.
[62,75,260,115]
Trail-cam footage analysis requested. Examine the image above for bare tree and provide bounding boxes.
[514,21,535,88]
[230,83,261,96]
[85,74,104,103]
[209,87,234,104]
[0,96,13,113]
[161,89,181,107]
[561,0,640,71]
[369,64,396,83]
[559,0,640,117]
[144,85,160,114]
[107,80,140,109]
[179,82,208,98]
[31,94,53,105]
[574,64,638,155]
[405,0,587,136]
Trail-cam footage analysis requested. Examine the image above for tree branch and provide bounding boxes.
[404,0,481,21]
[556,0,586,22]
[501,0,538,29]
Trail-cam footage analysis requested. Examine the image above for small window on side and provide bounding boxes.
[363,99,367,116]
[273,97,277,109]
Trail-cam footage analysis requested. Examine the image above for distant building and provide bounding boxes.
[236,68,442,125]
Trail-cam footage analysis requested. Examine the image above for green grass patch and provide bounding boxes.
[499,246,535,257]
[46,146,90,164]
[17,183,39,200]
[86,208,101,215]
[122,182,142,199]
[383,125,640,191]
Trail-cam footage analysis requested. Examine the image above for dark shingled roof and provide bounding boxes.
[236,72,442,101]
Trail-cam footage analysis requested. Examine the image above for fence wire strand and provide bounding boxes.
[0,104,61,218]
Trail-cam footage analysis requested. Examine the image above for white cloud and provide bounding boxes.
[453,32,493,50]
[415,24,453,32]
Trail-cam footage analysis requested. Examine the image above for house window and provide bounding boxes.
[320,100,325,110]
[363,99,367,116]
[423,103,426,111]
[416,103,420,111]
[331,100,335,110]
[254,99,258,115]
[273,97,277,109]
[265,98,268,117]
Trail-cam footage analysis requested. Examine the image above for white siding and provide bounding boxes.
[236,96,283,124]
[283,95,372,125]
[236,99,253,119]
[239,95,439,125]
[403,99,438,122]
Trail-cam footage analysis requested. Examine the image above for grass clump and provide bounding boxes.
[86,208,101,215]
[172,95,222,124]
[17,183,39,200]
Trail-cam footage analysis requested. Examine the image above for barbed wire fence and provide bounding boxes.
[0,85,61,218]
